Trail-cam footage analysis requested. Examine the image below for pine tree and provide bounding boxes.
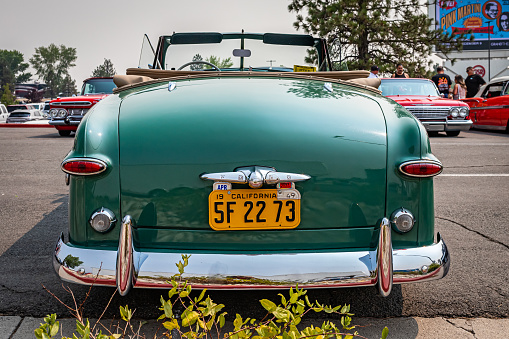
[0,84,16,105]
[288,0,472,77]
[91,59,116,77]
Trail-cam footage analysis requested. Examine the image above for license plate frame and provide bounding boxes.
[208,188,301,231]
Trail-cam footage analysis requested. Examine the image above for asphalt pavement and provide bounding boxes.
[0,125,508,339]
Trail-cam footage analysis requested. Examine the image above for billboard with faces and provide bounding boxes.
[437,0,509,50]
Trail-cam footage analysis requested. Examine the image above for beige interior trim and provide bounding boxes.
[113,69,381,95]
[125,68,370,81]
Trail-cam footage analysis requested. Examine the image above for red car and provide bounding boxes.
[49,77,116,136]
[462,76,509,132]
[380,78,472,136]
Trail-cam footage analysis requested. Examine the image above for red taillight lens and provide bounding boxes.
[61,159,107,175]
[399,161,442,178]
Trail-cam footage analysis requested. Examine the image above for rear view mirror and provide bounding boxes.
[233,49,251,57]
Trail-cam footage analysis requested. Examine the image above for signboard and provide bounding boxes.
[436,0,509,50]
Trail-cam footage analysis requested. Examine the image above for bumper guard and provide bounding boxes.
[53,217,450,296]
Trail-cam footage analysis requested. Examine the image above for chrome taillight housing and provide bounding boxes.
[61,158,107,175]
[399,160,443,178]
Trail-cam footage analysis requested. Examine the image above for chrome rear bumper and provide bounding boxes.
[53,217,450,296]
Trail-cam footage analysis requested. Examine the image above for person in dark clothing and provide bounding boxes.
[431,66,452,98]
[465,67,486,98]
[392,63,409,78]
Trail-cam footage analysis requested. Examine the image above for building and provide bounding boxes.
[429,0,509,81]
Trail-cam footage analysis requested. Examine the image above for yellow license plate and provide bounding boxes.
[208,189,301,231]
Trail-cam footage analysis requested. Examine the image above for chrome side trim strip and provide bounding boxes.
[116,216,134,296]
[376,218,393,297]
[470,105,509,111]
[53,229,450,294]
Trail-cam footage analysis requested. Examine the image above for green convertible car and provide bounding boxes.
[54,32,449,297]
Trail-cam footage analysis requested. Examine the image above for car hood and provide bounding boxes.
[117,76,388,231]
[387,95,467,107]
[50,94,110,106]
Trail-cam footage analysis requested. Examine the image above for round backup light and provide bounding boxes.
[450,107,459,118]
[49,109,59,118]
[459,107,469,117]
[58,109,68,117]
[89,207,116,233]
[390,208,415,233]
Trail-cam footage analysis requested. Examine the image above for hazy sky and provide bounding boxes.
[2,0,300,86]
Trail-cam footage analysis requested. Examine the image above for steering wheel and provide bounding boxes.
[177,61,221,71]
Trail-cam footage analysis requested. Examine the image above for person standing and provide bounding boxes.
[368,65,379,78]
[453,75,467,100]
[431,66,452,98]
[392,63,409,78]
[465,67,486,98]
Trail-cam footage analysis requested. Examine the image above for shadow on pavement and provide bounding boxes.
[0,196,403,320]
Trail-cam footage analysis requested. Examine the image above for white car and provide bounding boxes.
[0,104,8,123]
[6,109,44,123]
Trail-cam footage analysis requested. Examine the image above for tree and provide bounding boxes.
[0,50,31,99]
[29,44,77,98]
[187,54,233,70]
[0,84,16,105]
[288,0,472,77]
[190,54,204,70]
[91,58,116,77]
[60,75,78,97]
[204,55,233,69]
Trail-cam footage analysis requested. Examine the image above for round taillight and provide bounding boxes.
[61,158,107,175]
[399,160,442,178]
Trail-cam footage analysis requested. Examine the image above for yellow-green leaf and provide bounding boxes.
[182,311,199,327]
[381,326,389,339]
[260,299,277,312]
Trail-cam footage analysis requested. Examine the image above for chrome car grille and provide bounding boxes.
[68,108,89,116]
[405,106,449,120]
[52,101,91,106]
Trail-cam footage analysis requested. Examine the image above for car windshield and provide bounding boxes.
[161,33,319,72]
[380,79,440,96]
[81,78,116,95]
[7,105,26,112]
[9,112,30,117]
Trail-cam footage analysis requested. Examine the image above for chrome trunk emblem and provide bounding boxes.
[200,166,311,188]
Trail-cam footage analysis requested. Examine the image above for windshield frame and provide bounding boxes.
[151,32,331,72]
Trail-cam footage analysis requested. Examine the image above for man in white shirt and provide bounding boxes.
[368,65,379,78]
